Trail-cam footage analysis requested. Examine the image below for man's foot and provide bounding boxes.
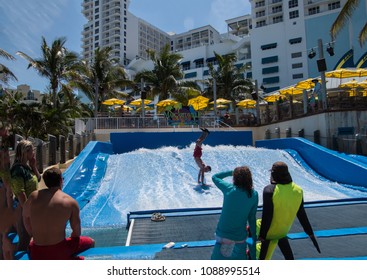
[200,127,210,134]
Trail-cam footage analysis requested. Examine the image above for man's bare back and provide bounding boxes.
[23,186,81,246]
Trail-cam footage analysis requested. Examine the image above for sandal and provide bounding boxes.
[151,212,166,222]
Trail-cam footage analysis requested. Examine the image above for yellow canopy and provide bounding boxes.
[237,99,256,108]
[187,95,209,111]
[279,87,303,95]
[102,98,126,106]
[156,99,179,107]
[264,94,285,102]
[325,68,363,79]
[295,78,320,90]
[339,79,366,89]
[129,98,152,106]
[209,98,232,105]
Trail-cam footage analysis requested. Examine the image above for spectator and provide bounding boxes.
[22,167,95,260]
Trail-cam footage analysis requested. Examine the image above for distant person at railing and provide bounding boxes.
[22,167,95,260]
[10,139,42,251]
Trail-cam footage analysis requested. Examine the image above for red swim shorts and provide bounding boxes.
[29,236,94,260]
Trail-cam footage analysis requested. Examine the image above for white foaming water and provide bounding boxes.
[80,145,365,227]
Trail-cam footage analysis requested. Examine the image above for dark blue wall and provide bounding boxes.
[256,137,367,188]
[110,131,253,154]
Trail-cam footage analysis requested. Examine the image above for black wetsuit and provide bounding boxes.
[257,182,315,260]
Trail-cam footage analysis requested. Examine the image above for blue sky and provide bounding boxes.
[0,0,250,92]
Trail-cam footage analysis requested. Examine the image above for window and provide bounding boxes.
[273,16,283,23]
[272,5,282,13]
[288,0,298,8]
[256,10,265,18]
[289,10,299,19]
[292,63,303,69]
[256,20,266,27]
[328,1,340,10]
[293,73,304,79]
[289,37,302,44]
[261,43,277,50]
[309,7,320,15]
[263,77,279,84]
[262,66,279,74]
[291,52,302,58]
[262,56,278,64]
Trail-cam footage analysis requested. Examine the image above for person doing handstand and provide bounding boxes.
[193,128,211,184]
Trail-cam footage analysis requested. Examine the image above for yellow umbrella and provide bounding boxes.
[264,94,285,102]
[339,79,367,97]
[295,78,320,90]
[237,99,256,108]
[209,104,228,110]
[136,106,154,113]
[129,98,152,106]
[188,95,209,111]
[209,98,232,105]
[325,68,360,79]
[279,87,303,95]
[354,68,367,77]
[156,99,179,107]
[102,98,126,105]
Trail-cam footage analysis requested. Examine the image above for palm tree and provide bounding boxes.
[0,48,17,85]
[16,37,80,108]
[71,47,131,117]
[134,44,199,101]
[330,0,367,46]
[205,52,253,102]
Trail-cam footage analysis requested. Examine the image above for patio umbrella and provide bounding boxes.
[209,98,232,105]
[136,106,154,113]
[187,95,209,111]
[295,78,320,90]
[156,99,179,107]
[129,98,152,106]
[279,87,303,95]
[237,99,256,108]
[264,94,285,103]
[209,104,228,110]
[102,98,126,106]
[339,79,367,89]
[325,68,360,79]
[339,79,367,96]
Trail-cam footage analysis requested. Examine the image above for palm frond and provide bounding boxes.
[359,22,367,46]
[330,0,360,41]
[0,48,15,60]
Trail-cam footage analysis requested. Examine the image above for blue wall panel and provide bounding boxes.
[256,137,367,188]
[110,131,253,154]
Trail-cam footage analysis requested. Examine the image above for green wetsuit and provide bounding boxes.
[211,171,259,260]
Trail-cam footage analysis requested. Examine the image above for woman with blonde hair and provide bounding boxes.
[10,139,41,251]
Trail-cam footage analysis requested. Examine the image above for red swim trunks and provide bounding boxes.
[29,236,94,260]
[193,145,202,158]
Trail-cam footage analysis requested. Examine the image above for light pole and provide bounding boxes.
[317,39,328,111]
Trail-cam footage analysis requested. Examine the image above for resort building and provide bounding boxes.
[81,0,367,93]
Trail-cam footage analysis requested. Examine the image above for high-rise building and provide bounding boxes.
[82,0,367,92]
[82,0,170,66]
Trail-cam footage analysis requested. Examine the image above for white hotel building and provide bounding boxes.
[82,0,367,94]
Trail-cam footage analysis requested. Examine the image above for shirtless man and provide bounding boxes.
[193,128,211,184]
[22,167,95,260]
